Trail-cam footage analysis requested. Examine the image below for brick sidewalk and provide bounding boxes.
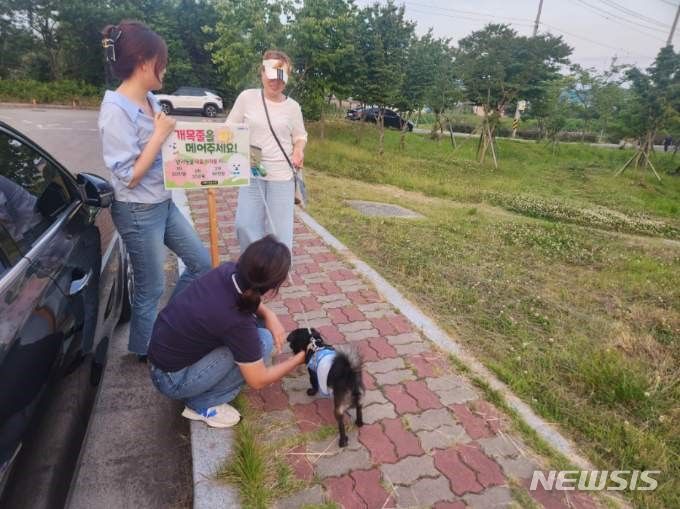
[187,189,599,509]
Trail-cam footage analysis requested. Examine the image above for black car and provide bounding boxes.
[0,121,130,508]
[346,107,414,131]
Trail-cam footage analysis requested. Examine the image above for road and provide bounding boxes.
[0,106,209,508]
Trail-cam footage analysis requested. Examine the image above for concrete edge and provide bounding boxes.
[0,101,100,110]
[173,189,241,509]
[295,207,596,472]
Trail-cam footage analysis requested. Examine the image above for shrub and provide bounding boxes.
[0,79,102,105]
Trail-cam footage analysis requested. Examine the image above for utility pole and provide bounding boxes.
[667,2,680,46]
[533,0,544,37]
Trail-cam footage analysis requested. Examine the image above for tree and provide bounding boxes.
[352,0,415,155]
[616,46,680,180]
[456,24,571,167]
[207,0,289,104]
[396,31,459,147]
[7,0,64,80]
[288,0,360,127]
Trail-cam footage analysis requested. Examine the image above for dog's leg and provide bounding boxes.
[307,368,319,396]
[335,400,348,447]
[353,393,364,427]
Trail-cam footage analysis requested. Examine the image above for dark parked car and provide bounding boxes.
[0,121,130,508]
[346,107,414,131]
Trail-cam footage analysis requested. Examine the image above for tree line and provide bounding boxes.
[2,0,679,166]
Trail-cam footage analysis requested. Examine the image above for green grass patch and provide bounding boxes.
[306,122,680,240]
[303,162,679,508]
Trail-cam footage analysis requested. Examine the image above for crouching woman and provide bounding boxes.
[147,235,305,427]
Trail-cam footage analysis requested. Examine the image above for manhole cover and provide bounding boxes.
[347,200,423,218]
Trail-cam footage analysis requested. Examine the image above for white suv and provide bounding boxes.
[155,87,224,117]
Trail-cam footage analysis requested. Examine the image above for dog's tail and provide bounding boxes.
[334,345,364,395]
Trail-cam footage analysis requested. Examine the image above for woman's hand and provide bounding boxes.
[153,112,176,140]
[264,313,286,354]
[292,147,304,169]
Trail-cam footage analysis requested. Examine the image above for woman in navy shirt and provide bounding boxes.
[148,235,306,427]
[98,21,211,360]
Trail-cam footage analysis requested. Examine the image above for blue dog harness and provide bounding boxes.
[307,347,337,397]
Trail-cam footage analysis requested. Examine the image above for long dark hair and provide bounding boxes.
[101,20,168,81]
[236,235,291,313]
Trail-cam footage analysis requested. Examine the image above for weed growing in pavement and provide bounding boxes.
[218,395,341,508]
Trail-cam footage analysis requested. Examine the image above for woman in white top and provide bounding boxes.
[226,49,307,253]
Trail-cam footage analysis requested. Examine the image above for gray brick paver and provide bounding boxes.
[405,408,455,431]
[314,446,372,478]
[394,477,457,507]
[380,455,439,485]
[362,401,397,424]
[463,485,514,508]
[365,358,406,374]
[386,332,422,345]
[374,369,417,386]
[339,320,374,333]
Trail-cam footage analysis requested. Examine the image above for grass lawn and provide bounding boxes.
[304,122,680,509]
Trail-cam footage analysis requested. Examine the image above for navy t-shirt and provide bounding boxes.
[148,262,262,372]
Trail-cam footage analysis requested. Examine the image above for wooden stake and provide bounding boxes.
[488,124,498,169]
[615,151,637,176]
[642,150,662,181]
[207,188,219,268]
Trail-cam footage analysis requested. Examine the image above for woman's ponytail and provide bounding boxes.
[235,235,291,314]
[238,288,262,314]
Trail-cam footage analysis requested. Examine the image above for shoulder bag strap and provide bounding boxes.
[260,88,297,176]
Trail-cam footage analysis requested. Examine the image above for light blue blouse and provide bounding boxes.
[98,90,171,203]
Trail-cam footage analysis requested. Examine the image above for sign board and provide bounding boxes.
[517,100,527,112]
[162,122,250,189]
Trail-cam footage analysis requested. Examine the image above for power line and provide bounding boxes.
[568,0,668,42]
[403,3,648,57]
[596,0,671,29]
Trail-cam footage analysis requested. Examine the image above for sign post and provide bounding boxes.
[162,122,250,267]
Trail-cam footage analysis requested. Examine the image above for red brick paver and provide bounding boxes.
[186,189,601,509]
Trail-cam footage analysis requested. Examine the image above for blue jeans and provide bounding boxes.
[112,199,211,355]
[235,178,295,253]
[149,328,274,411]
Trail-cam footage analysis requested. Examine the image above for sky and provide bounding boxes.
[355,0,680,71]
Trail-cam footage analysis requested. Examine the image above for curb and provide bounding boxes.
[173,189,241,509]
[295,208,595,472]
[0,101,100,110]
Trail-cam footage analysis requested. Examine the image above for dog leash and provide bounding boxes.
[253,177,312,335]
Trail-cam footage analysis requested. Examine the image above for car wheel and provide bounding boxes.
[119,250,133,324]
[204,104,218,117]
[160,101,172,114]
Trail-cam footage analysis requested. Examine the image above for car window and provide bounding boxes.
[0,132,74,252]
[174,88,188,95]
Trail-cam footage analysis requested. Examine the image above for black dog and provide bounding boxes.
[287,328,364,447]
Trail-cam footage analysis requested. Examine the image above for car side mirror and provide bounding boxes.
[77,173,114,208]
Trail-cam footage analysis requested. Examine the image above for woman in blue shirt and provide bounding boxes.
[98,21,211,360]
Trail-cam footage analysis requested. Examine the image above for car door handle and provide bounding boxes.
[69,269,93,296]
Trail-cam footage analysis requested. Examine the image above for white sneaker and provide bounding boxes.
[182,403,241,428]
